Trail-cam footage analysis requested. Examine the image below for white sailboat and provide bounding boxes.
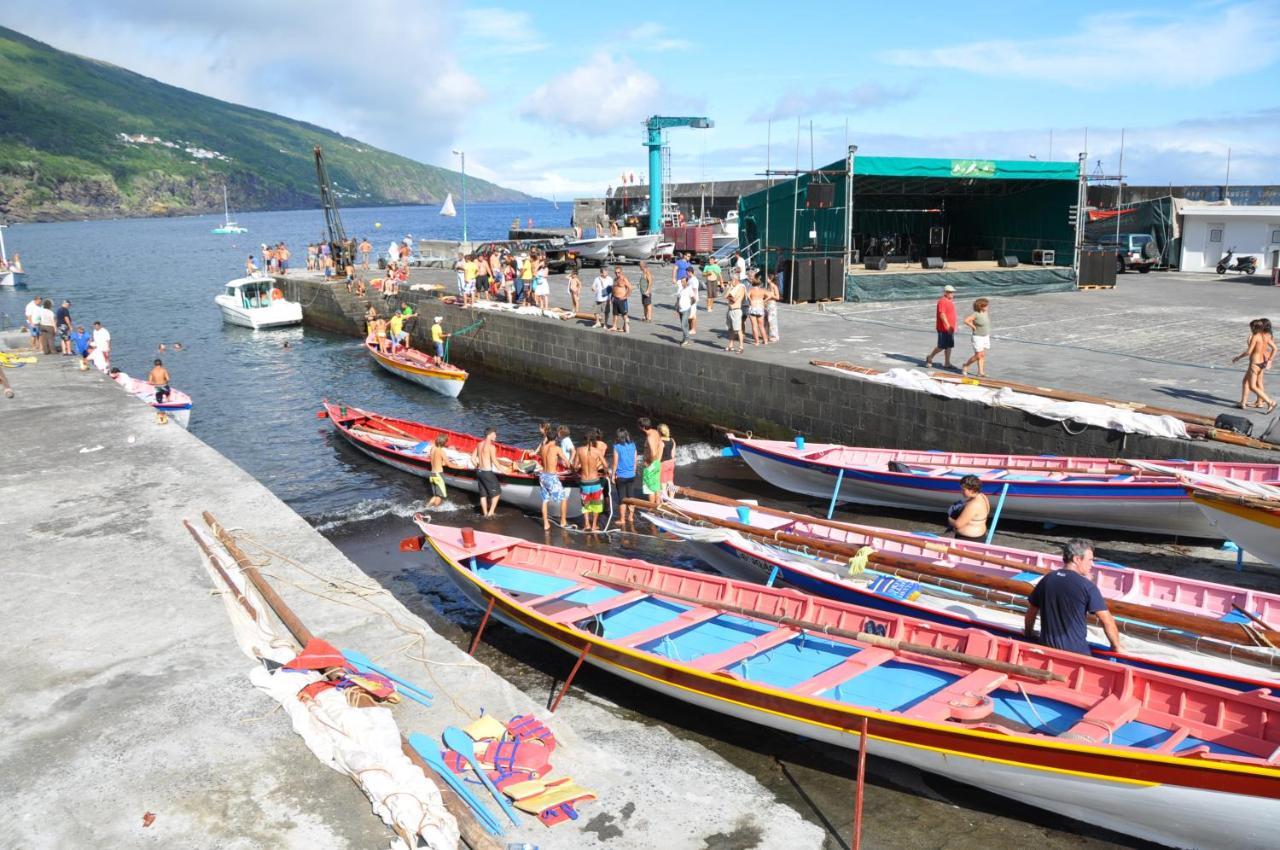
[439,193,457,217]
[0,224,26,288]
[211,187,248,234]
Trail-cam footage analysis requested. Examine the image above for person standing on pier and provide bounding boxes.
[673,252,690,286]
[426,434,449,509]
[359,238,372,269]
[69,325,91,365]
[765,274,781,342]
[567,267,582,313]
[611,267,632,333]
[611,428,639,527]
[55,300,73,356]
[686,267,700,335]
[472,427,502,518]
[638,417,663,505]
[925,285,957,370]
[592,267,612,328]
[538,430,570,530]
[38,299,57,355]
[277,243,291,275]
[89,321,111,370]
[746,278,768,346]
[960,298,992,378]
[1231,318,1277,411]
[676,274,697,346]
[1024,539,1122,656]
[638,261,654,322]
[703,258,722,311]
[723,271,746,354]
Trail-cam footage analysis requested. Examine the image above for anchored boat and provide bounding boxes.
[321,402,582,516]
[365,339,468,398]
[211,186,248,234]
[215,275,302,329]
[646,493,1280,692]
[729,435,1280,537]
[0,224,27,288]
[414,520,1280,850]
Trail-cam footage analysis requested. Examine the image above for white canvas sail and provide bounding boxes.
[439,193,457,217]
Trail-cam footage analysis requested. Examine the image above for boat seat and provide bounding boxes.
[1151,726,1193,754]
[550,590,648,625]
[686,627,797,672]
[791,648,895,697]
[903,670,1009,723]
[1060,695,1143,744]
[615,607,721,648]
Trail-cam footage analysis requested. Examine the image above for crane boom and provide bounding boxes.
[313,145,352,269]
[644,115,713,234]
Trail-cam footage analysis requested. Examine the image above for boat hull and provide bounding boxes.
[1190,492,1280,568]
[733,439,1218,537]
[367,343,467,399]
[215,298,303,329]
[429,531,1280,850]
[0,270,27,288]
[610,234,660,260]
[565,239,614,262]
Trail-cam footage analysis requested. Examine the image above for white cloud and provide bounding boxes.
[883,2,1280,86]
[750,81,921,122]
[620,22,691,52]
[0,0,486,163]
[459,7,548,54]
[520,52,665,135]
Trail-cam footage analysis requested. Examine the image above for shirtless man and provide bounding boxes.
[746,278,768,346]
[573,429,608,531]
[147,358,171,403]
[638,417,663,505]
[610,267,632,333]
[472,426,502,517]
[638,261,654,322]
[538,429,570,530]
[359,238,372,269]
[427,434,449,508]
[723,272,746,354]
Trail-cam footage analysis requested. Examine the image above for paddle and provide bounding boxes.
[582,571,1065,683]
[407,733,504,837]
[342,649,434,707]
[442,726,522,826]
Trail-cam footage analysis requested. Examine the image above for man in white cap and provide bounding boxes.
[925,284,958,370]
[430,316,449,361]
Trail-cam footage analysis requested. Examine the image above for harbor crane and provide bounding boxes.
[313,145,353,270]
[644,115,713,234]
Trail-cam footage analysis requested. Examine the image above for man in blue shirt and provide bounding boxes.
[1024,538,1122,656]
[672,252,691,286]
[69,325,92,363]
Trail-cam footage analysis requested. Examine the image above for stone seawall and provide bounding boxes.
[279,276,1269,463]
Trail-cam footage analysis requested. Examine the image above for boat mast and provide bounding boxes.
[0,224,7,265]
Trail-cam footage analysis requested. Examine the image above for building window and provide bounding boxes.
[1209,228,1223,243]
[1271,229,1280,244]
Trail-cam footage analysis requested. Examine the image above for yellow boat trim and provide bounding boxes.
[1190,491,1280,531]
[429,538,1280,782]
[371,349,466,381]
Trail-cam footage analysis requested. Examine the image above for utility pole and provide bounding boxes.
[452,149,468,244]
[1114,129,1125,247]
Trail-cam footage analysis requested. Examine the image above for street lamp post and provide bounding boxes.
[451,148,468,245]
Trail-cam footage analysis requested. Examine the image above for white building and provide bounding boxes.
[1179,205,1280,273]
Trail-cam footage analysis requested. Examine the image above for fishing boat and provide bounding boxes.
[609,233,661,261]
[1187,486,1280,568]
[211,187,248,234]
[214,275,303,329]
[321,402,583,516]
[564,237,614,264]
[365,339,468,399]
[413,520,1280,850]
[645,494,1280,692]
[439,193,457,217]
[728,435,1280,537]
[0,224,27,288]
[109,370,193,428]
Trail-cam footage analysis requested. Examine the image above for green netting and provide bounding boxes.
[843,267,1076,302]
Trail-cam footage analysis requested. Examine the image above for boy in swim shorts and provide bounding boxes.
[427,434,449,507]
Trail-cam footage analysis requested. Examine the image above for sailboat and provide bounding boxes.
[211,186,248,234]
[439,193,457,217]
[0,224,27,288]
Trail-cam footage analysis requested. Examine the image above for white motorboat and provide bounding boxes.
[0,225,27,288]
[215,275,303,329]
[609,233,661,260]
[564,237,615,263]
[211,187,248,234]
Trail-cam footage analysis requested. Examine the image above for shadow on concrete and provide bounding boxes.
[1152,385,1238,408]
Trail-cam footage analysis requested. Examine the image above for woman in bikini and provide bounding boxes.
[946,475,990,541]
[1232,318,1277,412]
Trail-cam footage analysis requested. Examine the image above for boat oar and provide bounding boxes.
[442,726,521,826]
[582,571,1065,683]
[342,649,434,707]
[1233,604,1279,636]
[640,497,1280,648]
[407,733,504,837]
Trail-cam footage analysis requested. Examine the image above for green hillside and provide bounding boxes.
[0,26,531,222]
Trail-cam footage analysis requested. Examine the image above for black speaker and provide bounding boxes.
[928,226,945,247]
[997,255,1020,268]
[794,259,815,302]
[827,257,845,300]
[864,257,887,271]
[922,257,944,269]
[806,183,835,209]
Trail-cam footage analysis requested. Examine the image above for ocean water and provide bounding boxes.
[0,200,706,528]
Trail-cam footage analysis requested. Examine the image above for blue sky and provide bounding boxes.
[4,0,1278,197]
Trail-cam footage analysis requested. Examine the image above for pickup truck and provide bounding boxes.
[1091,233,1159,273]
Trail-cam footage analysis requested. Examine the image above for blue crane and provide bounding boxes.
[644,115,713,234]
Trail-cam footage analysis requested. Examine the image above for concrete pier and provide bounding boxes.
[280,268,1278,462]
[0,347,822,849]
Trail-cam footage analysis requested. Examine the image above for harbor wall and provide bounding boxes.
[280,276,1269,463]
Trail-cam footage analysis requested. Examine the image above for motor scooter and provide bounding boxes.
[1217,248,1258,275]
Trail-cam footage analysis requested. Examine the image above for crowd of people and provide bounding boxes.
[21,294,111,370]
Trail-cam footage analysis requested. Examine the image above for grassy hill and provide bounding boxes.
[0,26,532,222]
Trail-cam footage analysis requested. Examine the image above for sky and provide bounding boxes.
[3,0,1278,199]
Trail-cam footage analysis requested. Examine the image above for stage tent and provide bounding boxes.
[737,155,1081,301]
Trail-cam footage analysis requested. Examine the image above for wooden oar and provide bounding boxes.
[641,498,1280,647]
[669,486,1051,575]
[1234,604,1279,641]
[582,571,1065,683]
[201,512,501,850]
